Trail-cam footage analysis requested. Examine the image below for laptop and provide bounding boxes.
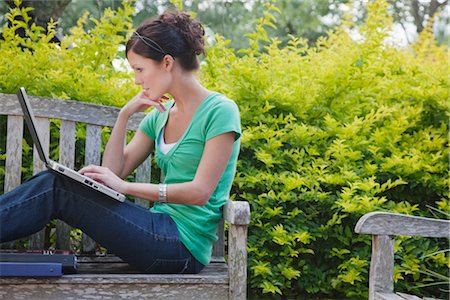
[17,87,126,202]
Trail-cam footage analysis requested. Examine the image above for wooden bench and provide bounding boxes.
[0,93,250,300]
[355,212,449,300]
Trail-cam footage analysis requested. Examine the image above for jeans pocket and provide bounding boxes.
[145,257,191,274]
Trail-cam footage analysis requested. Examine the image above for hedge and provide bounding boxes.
[0,0,448,298]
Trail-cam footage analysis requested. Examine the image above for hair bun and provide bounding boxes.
[159,11,205,56]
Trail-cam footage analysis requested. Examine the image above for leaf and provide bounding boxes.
[281,267,301,280]
[260,281,282,295]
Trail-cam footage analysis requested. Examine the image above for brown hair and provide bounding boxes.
[126,11,205,71]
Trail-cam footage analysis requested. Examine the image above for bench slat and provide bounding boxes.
[0,262,228,283]
[82,124,103,253]
[369,235,394,299]
[29,117,50,250]
[0,275,228,300]
[56,120,76,250]
[1,116,24,249]
[396,293,423,300]
[0,93,144,130]
[212,219,224,257]
[135,155,151,208]
[375,292,407,300]
[4,115,23,193]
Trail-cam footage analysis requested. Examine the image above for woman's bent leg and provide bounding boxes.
[0,170,204,273]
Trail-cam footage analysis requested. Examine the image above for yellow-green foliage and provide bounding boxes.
[0,0,138,106]
[0,0,448,298]
[203,0,449,298]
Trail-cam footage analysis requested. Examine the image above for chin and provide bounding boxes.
[144,91,159,101]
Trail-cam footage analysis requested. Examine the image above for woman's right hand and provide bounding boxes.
[121,91,168,117]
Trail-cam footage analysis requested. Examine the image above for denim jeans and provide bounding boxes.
[0,170,204,274]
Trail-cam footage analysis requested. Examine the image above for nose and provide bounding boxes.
[134,75,142,86]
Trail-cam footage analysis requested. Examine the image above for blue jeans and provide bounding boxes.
[0,170,204,274]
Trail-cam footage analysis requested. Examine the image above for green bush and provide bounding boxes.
[203,1,449,298]
[0,0,138,106]
[0,0,448,298]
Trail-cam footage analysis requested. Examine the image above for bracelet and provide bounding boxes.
[158,183,167,203]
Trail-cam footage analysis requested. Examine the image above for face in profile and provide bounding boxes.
[127,50,173,101]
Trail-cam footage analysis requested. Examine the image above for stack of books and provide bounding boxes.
[0,249,77,277]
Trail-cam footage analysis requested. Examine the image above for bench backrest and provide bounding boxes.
[0,93,224,257]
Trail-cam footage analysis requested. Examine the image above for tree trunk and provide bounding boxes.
[410,0,448,33]
[5,0,72,42]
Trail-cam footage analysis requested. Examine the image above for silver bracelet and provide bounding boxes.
[158,183,167,203]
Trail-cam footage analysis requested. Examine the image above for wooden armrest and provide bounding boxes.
[224,200,250,225]
[355,212,450,238]
[224,200,250,300]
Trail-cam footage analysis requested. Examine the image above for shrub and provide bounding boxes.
[0,0,138,106]
[0,0,448,298]
[203,0,449,298]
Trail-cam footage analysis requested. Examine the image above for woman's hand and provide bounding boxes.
[121,91,168,117]
[79,165,128,194]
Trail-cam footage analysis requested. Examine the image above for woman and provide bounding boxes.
[0,11,241,274]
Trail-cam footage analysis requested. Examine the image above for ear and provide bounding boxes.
[163,55,175,71]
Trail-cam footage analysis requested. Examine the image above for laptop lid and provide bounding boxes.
[16,87,50,165]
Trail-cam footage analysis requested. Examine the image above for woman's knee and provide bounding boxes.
[26,170,56,187]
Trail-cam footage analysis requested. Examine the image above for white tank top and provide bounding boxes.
[158,127,176,154]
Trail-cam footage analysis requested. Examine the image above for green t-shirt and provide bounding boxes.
[138,92,241,265]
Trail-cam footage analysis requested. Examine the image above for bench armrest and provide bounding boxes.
[224,200,250,300]
[355,212,450,238]
[355,212,450,300]
[224,200,250,225]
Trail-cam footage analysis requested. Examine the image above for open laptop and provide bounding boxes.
[17,87,126,202]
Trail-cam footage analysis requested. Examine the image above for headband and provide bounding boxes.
[132,31,167,56]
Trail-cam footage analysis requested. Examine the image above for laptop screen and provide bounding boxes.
[16,87,50,165]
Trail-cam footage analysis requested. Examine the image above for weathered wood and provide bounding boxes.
[224,200,250,225]
[32,117,49,175]
[0,93,144,130]
[0,255,229,299]
[4,116,22,193]
[212,218,225,257]
[74,255,228,275]
[135,155,151,208]
[369,235,394,299]
[0,283,228,300]
[82,124,103,254]
[355,212,450,238]
[396,293,423,300]
[56,120,76,250]
[228,224,248,300]
[1,116,23,249]
[356,212,449,300]
[375,292,407,300]
[29,117,49,250]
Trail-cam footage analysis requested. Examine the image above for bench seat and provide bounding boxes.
[0,256,229,300]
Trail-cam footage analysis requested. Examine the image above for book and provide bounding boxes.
[0,249,76,274]
[0,262,62,277]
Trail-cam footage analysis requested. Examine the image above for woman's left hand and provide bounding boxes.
[79,165,128,194]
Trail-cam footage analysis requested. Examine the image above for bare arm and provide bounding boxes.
[101,91,166,177]
[119,129,154,179]
[124,131,236,205]
[101,110,131,176]
[81,131,236,205]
